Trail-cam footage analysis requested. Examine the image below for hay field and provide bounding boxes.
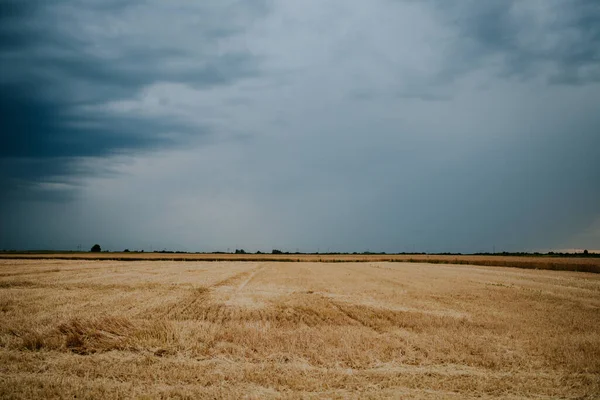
[2,252,599,273]
[1,260,599,399]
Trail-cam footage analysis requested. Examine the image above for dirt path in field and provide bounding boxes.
[237,264,265,291]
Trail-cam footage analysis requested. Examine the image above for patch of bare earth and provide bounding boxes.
[0,260,599,399]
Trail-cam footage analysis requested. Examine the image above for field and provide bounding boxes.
[1,259,599,399]
[2,252,599,273]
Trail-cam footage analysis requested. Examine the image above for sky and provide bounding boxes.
[1,0,599,253]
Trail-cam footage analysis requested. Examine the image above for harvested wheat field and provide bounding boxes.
[0,260,599,399]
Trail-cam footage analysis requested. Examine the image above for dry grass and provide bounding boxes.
[2,252,599,273]
[0,259,599,399]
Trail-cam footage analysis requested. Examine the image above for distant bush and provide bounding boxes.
[91,244,101,253]
[272,249,283,254]
[235,249,246,254]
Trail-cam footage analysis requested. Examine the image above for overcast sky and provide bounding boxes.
[1,0,599,253]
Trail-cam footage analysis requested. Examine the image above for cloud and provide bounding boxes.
[432,0,600,84]
[0,0,267,200]
[1,0,599,252]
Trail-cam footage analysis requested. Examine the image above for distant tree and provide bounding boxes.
[91,244,101,253]
[272,249,282,254]
[123,249,130,252]
[235,249,246,254]
[584,249,589,255]
[256,250,262,254]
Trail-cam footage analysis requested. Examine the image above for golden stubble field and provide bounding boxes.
[0,260,599,399]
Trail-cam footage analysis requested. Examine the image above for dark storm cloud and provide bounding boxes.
[435,0,600,84]
[1,0,599,253]
[0,0,265,200]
